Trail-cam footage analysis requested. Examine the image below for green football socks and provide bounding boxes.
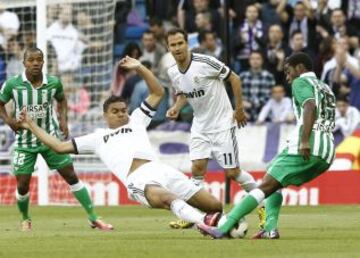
[264,191,283,232]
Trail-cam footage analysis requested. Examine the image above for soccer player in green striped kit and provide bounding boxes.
[197,52,336,239]
[0,47,113,231]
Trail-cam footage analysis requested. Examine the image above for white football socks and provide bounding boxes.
[235,170,258,192]
[170,199,205,224]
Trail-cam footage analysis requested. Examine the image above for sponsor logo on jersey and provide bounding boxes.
[183,89,205,99]
[103,127,133,143]
[25,102,50,119]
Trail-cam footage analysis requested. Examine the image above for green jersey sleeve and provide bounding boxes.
[53,77,65,101]
[0,81,14,104]
[292,78,315,107]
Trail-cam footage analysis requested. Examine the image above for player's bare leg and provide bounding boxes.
[225,167,265,229]
[145,185,221,228]
[16,174,32,231]
[191,158,209,187]
[57,165,113,231]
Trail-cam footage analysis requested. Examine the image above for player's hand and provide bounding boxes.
[59,117,69,139]
[17,107,31,129]
[118,55,141,70]
[299,142,311,161]
[8,118,22,132]
[166,107,180,120]
[233,109,247,128]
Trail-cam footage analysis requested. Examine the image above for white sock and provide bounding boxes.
[191,176,205,188]
[16,190,29,201]
[69,181,85,192]
[170,199,205,224]
[235,170,258,192]
[249,189,266,204]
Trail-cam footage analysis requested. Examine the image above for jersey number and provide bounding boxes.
[13,151,25,166]
[223,153,233,165]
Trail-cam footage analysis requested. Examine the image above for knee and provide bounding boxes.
[192,162,207,175]
[17,183,30,195]
[226,168,240,180]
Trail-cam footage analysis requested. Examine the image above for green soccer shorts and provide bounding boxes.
[267,148,330,187]
[13,146,73,175]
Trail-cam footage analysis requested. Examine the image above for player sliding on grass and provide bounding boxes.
[166,28,264,229]
[197,52,336,239]
[0,47,112,231]
[17,56,223,228]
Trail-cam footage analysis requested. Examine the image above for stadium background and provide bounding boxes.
[0,0,359,206]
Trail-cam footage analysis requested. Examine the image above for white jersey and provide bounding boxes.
[168,53,235,133]
[72,101,158,184]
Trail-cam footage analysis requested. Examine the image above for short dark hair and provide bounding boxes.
[103,95,128,112]
[197,30,215,43]
[331,8,344,16]
[149,17,163,27]
[285,52,313,71]
[290,29,303,39]
[250,50,264,59]
[336,95,349,103]
[142,30,155,37]
[23,47,43,60]
[166,28,188,44]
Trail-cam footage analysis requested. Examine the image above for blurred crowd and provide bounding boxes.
[0,0,359,138]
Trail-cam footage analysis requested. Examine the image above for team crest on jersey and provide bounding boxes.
[193,76,200,84]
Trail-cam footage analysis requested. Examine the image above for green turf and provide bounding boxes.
[0,205,360,258]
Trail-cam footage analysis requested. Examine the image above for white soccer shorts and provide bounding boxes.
[190,126,240,169]
[125,161,201,207]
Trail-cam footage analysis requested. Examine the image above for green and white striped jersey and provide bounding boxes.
[287,72,336,164]
[0,72,64,149]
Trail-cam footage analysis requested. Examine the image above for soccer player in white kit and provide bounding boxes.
[17,56,223,229]
[165,28,263,228]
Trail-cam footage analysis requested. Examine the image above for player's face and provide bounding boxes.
[104,102,129,129]
[284,63,298,83]
[167,33,189,63]
[336,101,348,117]
[23,51,44,76]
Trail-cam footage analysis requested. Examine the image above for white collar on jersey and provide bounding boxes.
[299,72,316,78]
[21,71,48,85]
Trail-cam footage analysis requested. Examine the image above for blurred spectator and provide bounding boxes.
[227,0,262,29]
[6,37,24,79]
[0,45,5,85]
[139,30,166,76]
[240,51,275,121]
[322,36,359,83]
[192,30,224,61]
[177,0,222,35]
[261,0,291,30]
[256,85,294,124]
[149,17,167,49]
[264,24,289,84]
[332,42,360,109]
[111,42,142,97]
[289,30,314,59]
[314,36,334,77]
[147,1,178,26]
[323,8,359,49]
[0,3,20,50]
[187,11,214,49]
[334,96,360,137]
[114,0,132,45]
[316,0,333,30]
[234,5,265,71]
[47,5,86,73]
[129,61,168,129]
[343,0,360,32]
[283,1,317,51]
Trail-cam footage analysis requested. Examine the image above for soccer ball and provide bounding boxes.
[217,214,248,238]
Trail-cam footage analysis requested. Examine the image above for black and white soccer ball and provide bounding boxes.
[217,214,248,238]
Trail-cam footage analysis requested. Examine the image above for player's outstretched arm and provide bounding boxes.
[18,108,75,154]
[119,56,164,108]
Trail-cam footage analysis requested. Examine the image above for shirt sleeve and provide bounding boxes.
[202,55,231,81]
[54,77,65,101]
[130,100,157,128]
[71,132,98,154]
[292,79,315,107]
[257,100,271,123]
[0,81,13,104]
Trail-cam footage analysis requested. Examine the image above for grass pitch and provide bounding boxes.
[0,205,360,258]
